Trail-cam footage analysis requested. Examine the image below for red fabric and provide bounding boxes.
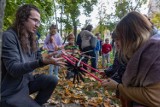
[102,43,112,54]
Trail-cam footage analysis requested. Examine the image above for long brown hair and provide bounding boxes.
[12,4,40,53]
[115,11,152,62]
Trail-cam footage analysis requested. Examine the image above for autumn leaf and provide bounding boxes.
[62,99,71,104]
[32,55,120,106]
[103,99,111,107]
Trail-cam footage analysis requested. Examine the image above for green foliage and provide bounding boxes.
[3,0,98,39]
[82,0,97,17]
[151,13,160,29]
[56,0,98,36]
[114,0,129,19]
[105,0,147,31]
[96,1,108,36]
[3,0,55,38]
[115,0,147,19]
[61,0,81,33]
[3,0,17,30]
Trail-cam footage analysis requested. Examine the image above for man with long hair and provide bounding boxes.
[1,4,65,107]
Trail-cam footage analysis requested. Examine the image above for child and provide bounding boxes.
[65,33,78,54]
[43,24,63,79]
[64,33,79,79]
[94,33,101,69]
[102,38,112,68]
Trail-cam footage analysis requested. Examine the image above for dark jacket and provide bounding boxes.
[1,29,42,105]
[105,52,126,83]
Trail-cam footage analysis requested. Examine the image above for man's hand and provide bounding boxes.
[42,51,66,68]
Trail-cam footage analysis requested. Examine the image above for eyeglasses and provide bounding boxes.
[29,17,41,26]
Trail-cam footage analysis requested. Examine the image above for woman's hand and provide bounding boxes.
[101,78,119,90]
[99,72,107,78]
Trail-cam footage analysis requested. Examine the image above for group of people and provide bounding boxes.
[43,22,112,78]
[1,4,160,107]
[76,25,113,71]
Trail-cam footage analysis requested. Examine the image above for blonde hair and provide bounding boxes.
[115,11,152,62]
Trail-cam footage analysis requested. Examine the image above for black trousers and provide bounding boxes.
[81,46,96,72]
[1,74,58,107]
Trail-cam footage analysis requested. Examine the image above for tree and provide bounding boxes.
[3,0,55,38]
[0,0,6,101]
[115,0,147,19]
[96,1,109,39]
[4,0,98,40]
[56,0,98,38]
[106,0,147,31]
[151,12,160,29]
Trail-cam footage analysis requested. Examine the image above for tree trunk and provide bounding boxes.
[73,25,77,39]
[73,19,77,40]
[0,0,6,100]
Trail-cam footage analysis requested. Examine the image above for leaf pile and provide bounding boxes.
[34,65,120,107]
[33,52,120,107]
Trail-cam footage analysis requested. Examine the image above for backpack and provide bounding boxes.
[80,30,97,49]
[90,36,97,48]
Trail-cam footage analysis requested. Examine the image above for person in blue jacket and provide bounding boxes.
[94,33,101,69]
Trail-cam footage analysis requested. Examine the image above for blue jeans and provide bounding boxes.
[95,51,99,68]
[49,64,59,76]
[48,51,60,76]
[102,53,110,68]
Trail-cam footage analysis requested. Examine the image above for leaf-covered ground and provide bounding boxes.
[33,53,121,107]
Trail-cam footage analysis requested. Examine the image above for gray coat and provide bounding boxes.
[80,30,93,49]
[1,29,41,107]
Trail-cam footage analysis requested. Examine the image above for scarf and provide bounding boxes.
[122,34,160,87]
